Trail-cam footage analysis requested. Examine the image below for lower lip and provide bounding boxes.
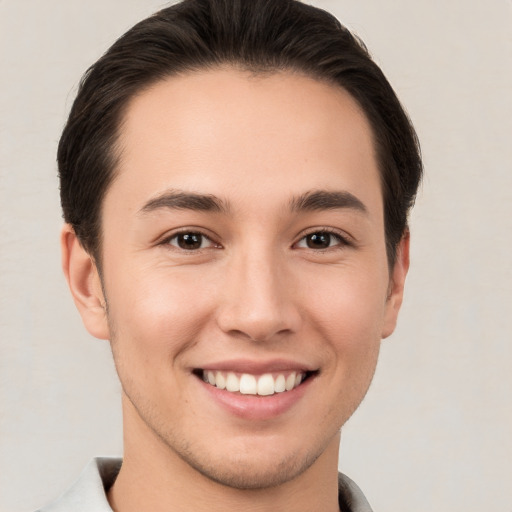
[199,375,314,421]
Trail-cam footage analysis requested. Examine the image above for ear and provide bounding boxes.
[381,231,410,339]
[61,224,110,340]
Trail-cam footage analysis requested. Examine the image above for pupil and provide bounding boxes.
[178,233,201,250]
[307,233,330,249]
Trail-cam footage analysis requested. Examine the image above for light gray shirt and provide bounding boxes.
[38,457,374,512]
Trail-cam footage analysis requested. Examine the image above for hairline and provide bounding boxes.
[89,64,402,271]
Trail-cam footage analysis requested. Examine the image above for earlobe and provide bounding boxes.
[61,224,110,340]
[381,231,410,339]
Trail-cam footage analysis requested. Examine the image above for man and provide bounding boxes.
[41,0,422,510]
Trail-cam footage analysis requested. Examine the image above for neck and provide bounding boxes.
[108,398,341,512]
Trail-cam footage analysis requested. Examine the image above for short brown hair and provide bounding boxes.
[58,0,422,265]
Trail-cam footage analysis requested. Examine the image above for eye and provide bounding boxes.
[166,231,217,251]
[296,231,347,250]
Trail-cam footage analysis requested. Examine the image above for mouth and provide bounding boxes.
[193,369,316,396]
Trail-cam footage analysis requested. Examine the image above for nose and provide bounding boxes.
[215,248,301,342]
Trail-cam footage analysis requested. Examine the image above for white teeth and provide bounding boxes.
[226,372,240,392]
[274,374,286,393]
[240,374,257,394]
[257,374,275,396]
[215,371,226,390]
[285,372,296,391]
[202,370,307,395]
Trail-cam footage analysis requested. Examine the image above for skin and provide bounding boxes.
[62,68,409,512]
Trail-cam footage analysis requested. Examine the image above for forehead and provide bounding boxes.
[108,68,381,217]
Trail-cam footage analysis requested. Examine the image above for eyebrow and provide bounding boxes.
[289,190,367,214]
[139,188,367,216]
[139,190,230,215]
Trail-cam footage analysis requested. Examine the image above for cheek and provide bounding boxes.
[300,281,384,431]
[104,269,218,413]
[305,264,389,338]
[302,265,387,391]
[105,264,217,365]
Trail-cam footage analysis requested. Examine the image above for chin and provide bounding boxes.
[175,442,322,490]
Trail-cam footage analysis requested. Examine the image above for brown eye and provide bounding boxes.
[306,233,331,249]
[296,231,345,250]
[168,232,213,250]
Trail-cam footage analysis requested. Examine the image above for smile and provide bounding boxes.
[200,370,309,396]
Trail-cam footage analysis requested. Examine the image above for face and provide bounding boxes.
[66,68,408,489]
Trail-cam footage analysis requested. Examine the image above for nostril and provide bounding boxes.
[221,325,297,344]
[215,281,302,341]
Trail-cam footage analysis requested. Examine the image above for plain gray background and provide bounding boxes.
[1,1,511,511]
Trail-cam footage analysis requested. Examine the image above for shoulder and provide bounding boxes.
[338,472,374,512]
[36,458,121,512]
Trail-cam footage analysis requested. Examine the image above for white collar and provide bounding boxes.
[39,457,373,512]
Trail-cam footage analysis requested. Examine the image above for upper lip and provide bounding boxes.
[194,358,317,374]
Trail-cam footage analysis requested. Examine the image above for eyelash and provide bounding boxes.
[294,227,352,251]
[159,227,352,252]
[161,229,220,252]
